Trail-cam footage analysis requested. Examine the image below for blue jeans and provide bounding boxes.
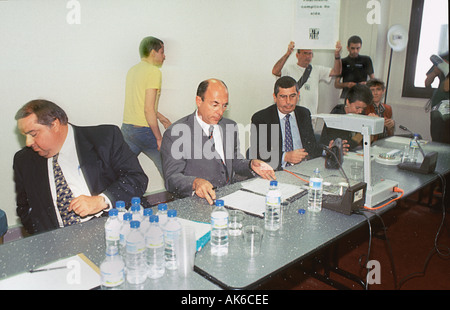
[121,123,163,176]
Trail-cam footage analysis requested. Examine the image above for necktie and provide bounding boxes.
[53,154,80,226]
[208,125,229,183]
[284,114,294,153]
[209,125,214,140]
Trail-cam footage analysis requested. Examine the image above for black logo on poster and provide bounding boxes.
[309,28,320,40]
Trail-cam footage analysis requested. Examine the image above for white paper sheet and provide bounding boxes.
[0,253,100,290]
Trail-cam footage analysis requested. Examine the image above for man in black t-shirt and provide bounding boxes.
[335,36,375,99]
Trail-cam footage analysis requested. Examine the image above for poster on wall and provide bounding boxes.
[294,0,340,50]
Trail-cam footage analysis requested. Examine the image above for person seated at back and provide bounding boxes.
[320,84,373,150]
[365,79,395,140]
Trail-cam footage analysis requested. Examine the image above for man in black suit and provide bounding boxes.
[249,76,326,170]
[13,99,148,234]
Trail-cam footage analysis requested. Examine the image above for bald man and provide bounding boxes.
[161,79,275,205]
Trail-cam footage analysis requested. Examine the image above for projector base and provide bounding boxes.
[365,179,398,208]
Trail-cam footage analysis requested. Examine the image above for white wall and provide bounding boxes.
[0,0,428,228]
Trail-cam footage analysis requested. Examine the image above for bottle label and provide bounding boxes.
[126,239,145,254]
[266,195,281,206]
[211,211,228,229]
[146,232,164,248]
[101,262,125,287]
[310,178,323,190]
[105,228,120,241]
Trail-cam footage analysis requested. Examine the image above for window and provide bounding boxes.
[402,0,448,98]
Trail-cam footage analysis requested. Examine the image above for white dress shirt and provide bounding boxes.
[47,125,111,227]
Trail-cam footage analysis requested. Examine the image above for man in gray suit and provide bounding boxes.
[161,79,275,205]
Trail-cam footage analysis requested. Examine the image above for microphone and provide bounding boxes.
[322,138,350,187]
[399,125,422,139]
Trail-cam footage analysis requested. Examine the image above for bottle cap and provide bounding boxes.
[143,208,153,216]
[131,197,141,205]
[115,200,125,209]
[168,209,177,218]
[109,209,118,216]
[158,203,167,211]
[215,199,224,207]
[149,215,159,223]
[298,209,306,214]
[270,180,278,186]
[130,220,140,229]
[123,212,132,221]
[130,205,139,212]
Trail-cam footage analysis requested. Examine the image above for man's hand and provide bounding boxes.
[287,41,295,55]
[69,195,108,218]
[328,139,350,154]
[335,41,342,57]
[193,178,216,205]
[251,159,276,180]
[284,149,309,165]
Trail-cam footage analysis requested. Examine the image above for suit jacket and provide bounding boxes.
[249,104,324,170]
[161,112,253,198]
[13,124,148,234]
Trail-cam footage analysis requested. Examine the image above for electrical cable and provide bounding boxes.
[397,172,449,289]
[364,186,404,211]
[364,209,399,290]
[354,211,372,290]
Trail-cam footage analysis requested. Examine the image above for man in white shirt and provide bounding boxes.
[272,41,342,115]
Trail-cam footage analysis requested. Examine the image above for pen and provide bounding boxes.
[29,266,68,273]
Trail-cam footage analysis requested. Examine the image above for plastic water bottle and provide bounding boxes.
[100,245,125,289]
[115,200,127,223]
[157,203,168,228]
[265,180,282,231]
[140,208,153,234]
[130,204,143,223]
[164,210,182,270]
[211,199,229,256]
[409,134,420,163]
[308,168,323,212]
[145,215,165,279]
[105,209,121,248]
[119,212,132,258]
[125,221,147,284]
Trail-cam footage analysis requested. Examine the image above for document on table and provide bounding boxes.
[0,253,100,290]
[219,178,305,217]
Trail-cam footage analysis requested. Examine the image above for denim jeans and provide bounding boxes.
[121,123,163,176]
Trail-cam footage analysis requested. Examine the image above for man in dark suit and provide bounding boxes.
[13,99,148,234]
[249,76,326,170]
[161,79,275,205]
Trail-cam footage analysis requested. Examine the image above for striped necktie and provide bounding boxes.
[53,154,80,226]
[284,114,294,153]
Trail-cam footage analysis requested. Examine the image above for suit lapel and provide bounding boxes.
[219,119,233,178]
[72,126,97,195]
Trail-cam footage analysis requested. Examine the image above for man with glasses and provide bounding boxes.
[249,76,327,171]
[161,79,275,205]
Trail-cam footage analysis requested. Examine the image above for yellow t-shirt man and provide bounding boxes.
[123,60,161,127]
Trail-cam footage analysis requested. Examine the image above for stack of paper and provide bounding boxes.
[219,178,305,217]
